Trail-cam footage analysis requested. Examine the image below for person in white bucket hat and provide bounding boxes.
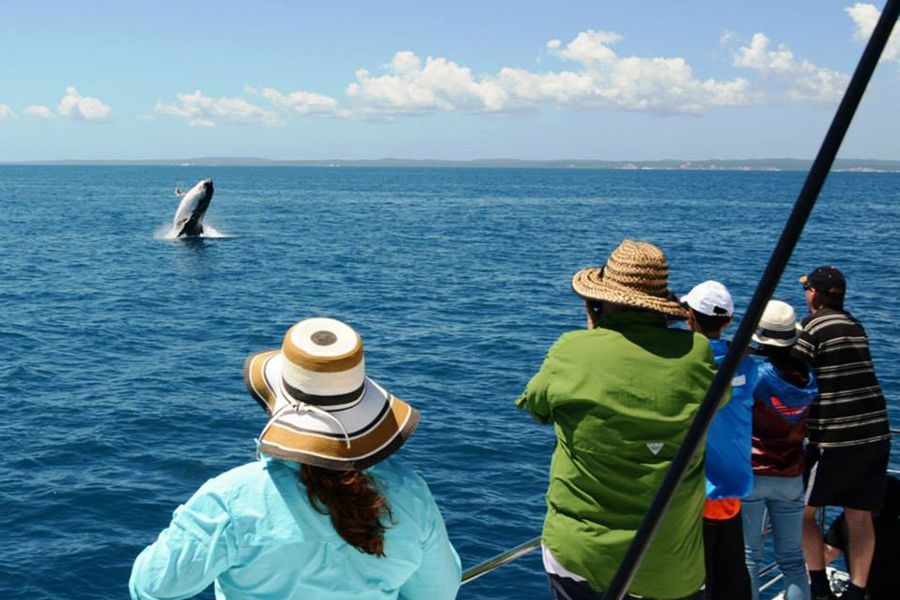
[743,300,817,600]
[751,299,801,347]
[130,317,461,600]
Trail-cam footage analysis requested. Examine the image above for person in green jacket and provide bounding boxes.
[516,239,720,600]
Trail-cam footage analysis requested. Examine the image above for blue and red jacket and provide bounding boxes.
[751,360,818,477]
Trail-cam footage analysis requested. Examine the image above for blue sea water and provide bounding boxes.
[0,166,897,599]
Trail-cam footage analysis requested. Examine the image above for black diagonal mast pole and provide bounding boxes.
[603,3,900,599]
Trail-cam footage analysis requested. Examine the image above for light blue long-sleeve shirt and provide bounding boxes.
[130,456,461,600]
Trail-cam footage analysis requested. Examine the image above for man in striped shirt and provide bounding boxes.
[794,266,892,600]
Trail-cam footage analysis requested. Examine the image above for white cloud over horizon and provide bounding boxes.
[24,105,56,120]
[96,6,883,128]
[346,51,509,116]
[732,34,850,103]
[344,28,849,117]
[250,86,347,117]
[0,88,112,123]
[847,3,900,62]
[58,87,111,122]
[509,29,757,114]
[153,90,282,127]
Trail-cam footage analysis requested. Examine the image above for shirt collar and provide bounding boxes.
[598,308,668,329]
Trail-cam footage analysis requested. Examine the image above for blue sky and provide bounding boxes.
[0,1,897,161]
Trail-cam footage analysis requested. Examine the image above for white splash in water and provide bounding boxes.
[154,222,231,240]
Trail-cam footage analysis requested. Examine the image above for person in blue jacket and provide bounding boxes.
[682,280,756,600]
[742,300,817,600]
[129,317,461,600]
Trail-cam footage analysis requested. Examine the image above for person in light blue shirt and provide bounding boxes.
[130,317,461,600]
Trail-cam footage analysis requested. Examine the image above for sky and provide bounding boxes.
[0,1,898,161]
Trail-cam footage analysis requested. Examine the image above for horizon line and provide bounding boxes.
[2,156,899,172]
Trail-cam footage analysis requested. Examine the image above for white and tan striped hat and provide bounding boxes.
[244,317,419,471]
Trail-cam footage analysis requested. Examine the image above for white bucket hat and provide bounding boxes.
[752,300,800,347]
[244,317,419,471]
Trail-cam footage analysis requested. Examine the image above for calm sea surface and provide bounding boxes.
[1,166,897,599]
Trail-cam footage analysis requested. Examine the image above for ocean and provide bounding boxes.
[1,166,897,599]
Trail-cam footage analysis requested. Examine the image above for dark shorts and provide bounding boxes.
[804,440,890,510]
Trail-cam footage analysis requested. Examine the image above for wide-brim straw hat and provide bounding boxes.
[572,239,686,317]
[244,317,419,471]
[752,300,800,347]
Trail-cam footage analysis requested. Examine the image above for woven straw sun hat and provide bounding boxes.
[244,317,419,471]
[572,239,686,317]
[752,300,800,347]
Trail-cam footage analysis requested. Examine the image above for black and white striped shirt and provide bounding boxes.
[794,308,891,448]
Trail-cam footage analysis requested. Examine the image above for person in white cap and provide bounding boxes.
[742,300,818,600]
[130,317,461,600]
[681,280,756,600]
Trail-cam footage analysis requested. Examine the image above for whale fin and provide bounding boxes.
[175,187,185,197]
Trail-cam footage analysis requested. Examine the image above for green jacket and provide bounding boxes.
[516,310,720,599]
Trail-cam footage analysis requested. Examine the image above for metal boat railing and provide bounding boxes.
[461,536,541,585]
[461,428,900,587]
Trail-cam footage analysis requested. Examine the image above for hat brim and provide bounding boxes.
[751,324,801,348]
[573,267,687,318]
[751,334,798,347]
[244,350,419,471]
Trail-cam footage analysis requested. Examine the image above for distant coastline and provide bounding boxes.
[2,157,899,172]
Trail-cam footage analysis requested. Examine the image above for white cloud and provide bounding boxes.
[249,86,346,117]
[847,3,900,61]
[540,31,757,113]
[24,105,56,120]
[0,104,13,120]
[57,86,111,122]
[554,30,623,64]
[154,90,281,127]
[720,30,739,46]
[146,24,858,124]
[347,51,508,115]
[347,32,756,117]
[732,33,849,103]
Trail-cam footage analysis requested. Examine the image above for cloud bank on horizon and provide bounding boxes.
[0,3,894,130]
[146,19,863,127]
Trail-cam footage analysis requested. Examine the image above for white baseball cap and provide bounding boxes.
[680,280,734,317]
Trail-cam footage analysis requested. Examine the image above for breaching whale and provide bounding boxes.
[172,178,214,237]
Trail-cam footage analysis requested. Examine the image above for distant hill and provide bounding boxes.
[3,157,899,172]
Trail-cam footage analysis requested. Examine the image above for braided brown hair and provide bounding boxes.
[300,464,392,556]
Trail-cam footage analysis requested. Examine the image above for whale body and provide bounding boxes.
[172,178,214,237]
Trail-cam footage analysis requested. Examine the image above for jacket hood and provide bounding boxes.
[754,361,817,423]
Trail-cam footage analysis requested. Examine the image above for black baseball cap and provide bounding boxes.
[799,266,846,294]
